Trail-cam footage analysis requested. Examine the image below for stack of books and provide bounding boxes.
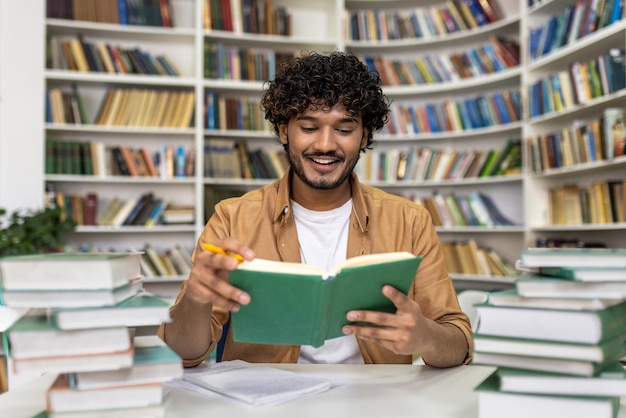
[0,252,182,417]
[471,247,626,418]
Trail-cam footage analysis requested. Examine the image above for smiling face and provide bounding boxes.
[279,104,368,208]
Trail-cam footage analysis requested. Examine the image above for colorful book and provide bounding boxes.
[229,252,422,347]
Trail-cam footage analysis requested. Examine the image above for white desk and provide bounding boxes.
[1,364,625,417]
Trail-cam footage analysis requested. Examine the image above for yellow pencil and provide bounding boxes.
[202,243,244,263]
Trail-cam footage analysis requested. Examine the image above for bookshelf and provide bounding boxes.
[344,0,525,268]
[36,0,343,260]
[522,0,626,250]
[1,0,625,288]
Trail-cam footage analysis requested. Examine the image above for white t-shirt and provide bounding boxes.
[292,199,364,364]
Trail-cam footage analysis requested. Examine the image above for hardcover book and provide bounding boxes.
[0,280,142,308]
[486,288,623,311]
[0,252,141,291]
[519,247,626,268]
[496,362,626,397]
[472,332,626,363]
[51,294,171,330]
[515,276,626,299]
[73,344,182,390]
[46,373,163,414]
[537,265,626,282]
[475,371,621,418]
[475,298,626,344]
[229,252,422,347]
[4,315,131,359]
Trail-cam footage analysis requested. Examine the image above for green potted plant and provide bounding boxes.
[0,207,75,257]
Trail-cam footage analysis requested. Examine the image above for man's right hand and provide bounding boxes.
[185,238,255,312]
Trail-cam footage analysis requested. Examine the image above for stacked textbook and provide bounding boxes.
[471,247,626,418]
[0,252,182,417]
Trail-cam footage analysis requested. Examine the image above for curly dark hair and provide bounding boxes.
[261,51,390,150]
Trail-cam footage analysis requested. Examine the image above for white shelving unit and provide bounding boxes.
[1,0,624,288]
[522,0,626,250]
[37,0,344,254]
[344,0,525,266]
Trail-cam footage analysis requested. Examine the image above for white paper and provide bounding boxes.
[177,360,333,406]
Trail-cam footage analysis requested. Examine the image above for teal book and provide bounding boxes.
[0,252,142,290]
[475,298,626,344]
[0,280,142,309]
[496,362,626,397]
[52,294,171,330]
[519,247,626,268]
[229,252,422,347]
[487,288,624,311]
[538,266,626,282]
[515,275,626,299]
[473,332,626,363]
[5,314,131,359]
[475,371,621,418]
[73,344,183,390]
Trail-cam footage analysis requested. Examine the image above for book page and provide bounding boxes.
[235,252,416,279]
[179,360,333,406]
[236,258,325,276]
[335,251,416,272]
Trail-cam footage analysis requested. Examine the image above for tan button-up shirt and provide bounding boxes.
[159,171,473,366]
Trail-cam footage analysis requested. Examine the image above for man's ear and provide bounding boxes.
[360,129,369,150]
[278,124,289,144]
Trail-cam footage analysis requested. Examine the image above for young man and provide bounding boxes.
[158,51,472,367]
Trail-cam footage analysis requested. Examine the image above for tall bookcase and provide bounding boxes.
[522,0,626,251]
[344,0,525,290]
[38,0,343,258]
[2,0,625,288]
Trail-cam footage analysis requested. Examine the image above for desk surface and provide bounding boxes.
[1,364,625,418]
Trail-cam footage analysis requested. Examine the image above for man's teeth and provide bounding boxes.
[312,158,334,165]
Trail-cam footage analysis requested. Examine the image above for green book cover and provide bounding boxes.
[229,252,422,347]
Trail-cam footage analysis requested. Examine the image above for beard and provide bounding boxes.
[285,144,361,190]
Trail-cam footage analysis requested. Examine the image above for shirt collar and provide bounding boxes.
[273,168,369,232]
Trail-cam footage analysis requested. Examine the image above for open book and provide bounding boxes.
[229,251,422,347]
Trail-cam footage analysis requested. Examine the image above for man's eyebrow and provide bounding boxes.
[295,115,359,123]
